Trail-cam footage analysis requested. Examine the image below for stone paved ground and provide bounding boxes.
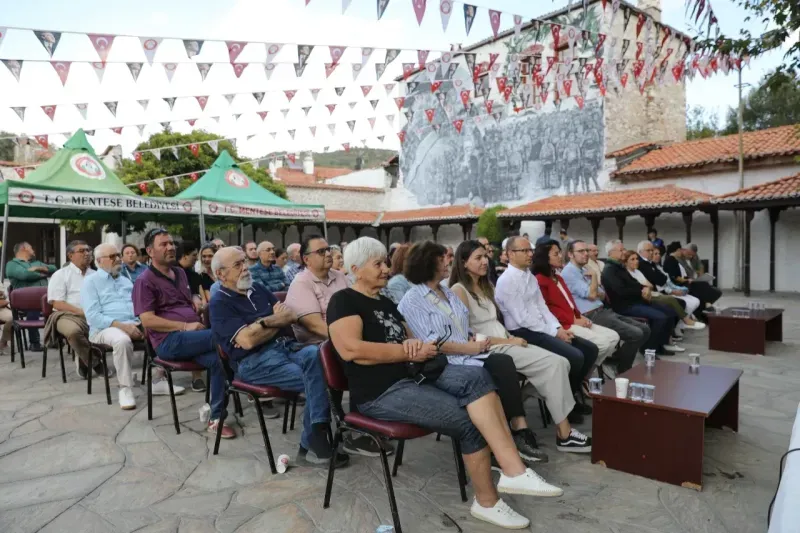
[0,291,797,533]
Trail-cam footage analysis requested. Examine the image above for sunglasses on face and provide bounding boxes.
[304,247,331,256]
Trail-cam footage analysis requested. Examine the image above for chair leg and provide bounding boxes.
[290,397,297,431]
[452,439,468,502]
[282,399,291,434]
[140,347,147,386]
[233,393,244,417]
[252,394,277,474]
[87,348,93,395]
[9,325,15,363]
[58,340,66,384]
[376,435,403,533]
[204,369,211,405]
[101,350,111,405]
[392,440,405,477]
[213,392,229,456]
[538,399,549,429]
[323,427,343,509]
[147,362,153,421]
[18,329,26,369]
[436,433,441,441]
[41,344,47,378]
[165,370,180,434]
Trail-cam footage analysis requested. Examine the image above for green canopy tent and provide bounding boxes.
[175,150,326,242]
[0,129,201,278]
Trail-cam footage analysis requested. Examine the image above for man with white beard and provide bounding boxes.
[82,243,185,410]
[210,247,348,468]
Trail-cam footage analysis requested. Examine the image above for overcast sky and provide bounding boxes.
[0,0,791,160]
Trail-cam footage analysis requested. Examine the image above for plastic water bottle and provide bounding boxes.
[198,403,211,423]
[376,526,394,533]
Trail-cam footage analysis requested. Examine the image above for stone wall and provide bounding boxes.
[285,185,385,211]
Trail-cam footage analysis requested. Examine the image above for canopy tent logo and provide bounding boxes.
[17,191,35,204]
[70,154,106,180]
[225,170,250,189]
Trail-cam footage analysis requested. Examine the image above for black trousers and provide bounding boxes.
[481,353,525,421]
[689,281,722,309]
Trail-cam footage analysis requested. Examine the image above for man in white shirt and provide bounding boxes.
[46,240,109,379]
[586,244,605,278]
[495,237,598,416]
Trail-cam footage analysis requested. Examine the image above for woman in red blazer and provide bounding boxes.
[532,240,619,368]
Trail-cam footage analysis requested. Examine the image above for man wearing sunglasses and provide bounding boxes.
[133,229,233,439]
[83,243,185,410]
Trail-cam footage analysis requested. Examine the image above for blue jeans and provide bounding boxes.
[235,341,329,450]
[156,330,225,420]
[509,328,598,393]
[27,312,41,344]
[358,364,496,454]
[617,304,674,355]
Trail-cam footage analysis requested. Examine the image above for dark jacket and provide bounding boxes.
[662,256,688,286]
[637,255,668,288]
[601,259,644,312]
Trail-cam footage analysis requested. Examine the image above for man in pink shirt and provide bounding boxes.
[285,235,348,344]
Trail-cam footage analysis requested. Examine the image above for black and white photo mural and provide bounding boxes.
[399,2,607,206]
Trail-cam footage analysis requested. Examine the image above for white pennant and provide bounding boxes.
[140,37,162,65]
[425,62,438,82]
[266,43,283,63]
[155,178,165,191]
[11,106,25,120]
[91,62,106,83]
[352,63,363,81]
[163,63,178,82]
[171,147,179,159]
[163,97,176,110]
[137,124,146,135]
[150,149,161,161]
[225,94,235,105]
[440,0,453,32]
[328,124,336,135]
[342,0,352,13]
[514,14,523,37]
[264,62,276,80]
[361,47,374,66]
[173,177,180,186]
[208,140,219,153]
[127,62,142,82]
[74,103,88,119]
[137,99,149,111]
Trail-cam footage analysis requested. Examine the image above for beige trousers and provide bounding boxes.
[56,318,92,365]
[568,323,620,367]
[493,343,575,425]
[0,308,13,344]
[90,328,134,388]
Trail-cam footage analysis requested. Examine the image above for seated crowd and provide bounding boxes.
[0,228,721,530]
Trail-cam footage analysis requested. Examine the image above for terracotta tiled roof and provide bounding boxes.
[275,166,353,184]
[285,182,383,193]
[498,185,713,218]
[381,204,483,224]
[325,210,380,225]
[713,172,800,205]
[614,125,800,179]
[606,142,662,159]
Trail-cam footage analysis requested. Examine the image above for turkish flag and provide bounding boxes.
[398,131,406,142]
[189,144,199,157]
[14,167,25,179]
[453,119,463,133]
[430,81,442,93]
[138,183,148,193]
[288,154,296,164]
[190,172,199,182]
[425,108,436,123]
[134,152,143,165]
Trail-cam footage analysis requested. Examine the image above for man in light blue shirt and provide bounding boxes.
[82,243,184,410]
[560,239,649,373]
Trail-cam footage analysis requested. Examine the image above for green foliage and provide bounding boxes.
[310,148,396,169]
[476,205,507,244]
[721,70,800,134]
[699,0,799,83]
[686,106,721,140]
[0,131,17,162]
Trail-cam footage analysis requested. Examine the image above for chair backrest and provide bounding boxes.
[320,340,348,392]
[201,306,210,328]
[41,294,53,319]
[274,291,287,303]
[214,344,236,382]
[10,286,48,313]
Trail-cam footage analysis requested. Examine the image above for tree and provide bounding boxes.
[721,70,800,134]
[63,129,287,239]
[686,106,721,140]
[699,0,799,85]
[476,205,507,244]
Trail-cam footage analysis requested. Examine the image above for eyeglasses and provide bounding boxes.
[511,248,534,254]
[573,248,589,254]
[304,247,331,256]
[97,253,121,260]
[224,260,246,271]
[73,248,92,254]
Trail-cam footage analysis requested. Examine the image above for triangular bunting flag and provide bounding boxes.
[377,135,384,142]
[74,103,88,119]
[34,30,62,57]
[328,124,336,135]
[196,96,209,111]
[14,167,25,179]
[257,111,269,121]
[137,124,146,134]
[361,47,374,65]
[171,146,180,159]
[161,121,170,129]
[384,49,400,65]
[183,39,204,58]
[384,83,395,94]
[2,59,22,82]
[91,61,106,83]
[463,4,477,36]
[294,63,308,77]
[347,120,356,132]
[342,143,350,152]
[155,179,165,192]
[394,96,405,109]
[375,63,387,79]
[111,127,123,135]
[137,99,149,110]
[349,102,357,110]
[189,144,199,157]
[127,62,142,82]
[361,85,372,97]
[413,0,427,25]
[326,104,337,114]
[324,62,338,78]
[424,108,435,123]
[453,119,464,133]
[252,91,265,105]
[431,81,442,93]
[297,44,315,67]
[352,62,364,80]
[163,97,176,110]
[225,94,236,105]
[368,117,376,129]
[150,149,161,161]
[163,63,178,82]
[140,37,162,65]
[377,0,391,19]
[227,41,247,63]
[266,43,283,63]
[385,114,395,123]
[134,152,143,165]
[302,106,311,116]
[104,101,117,117]
[51,61,70,86]
[34,134,48,150]
[417,50,429,69]
[514,14,523,37]
[264,63,276,80]
[232,63,247,78]
[402,63,415,80]
[329,45,346,64]
[232,113,241,120]
[281,108,289,118]
[397,131,406,142]
[209,140,219,153]
[84,129,95,135]
[309,126,317,137]
[370,99,379,110]
[440,0,453,31]
[197,63,212,81]
[335,87,346,97]
[41,105,56,121]
[310,88,321,101]
[87,34,115,63]
[284,90,297,102]
[488,10,501,38]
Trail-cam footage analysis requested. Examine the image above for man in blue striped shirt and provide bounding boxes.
[249,241,287,293]
[283,243,303,285]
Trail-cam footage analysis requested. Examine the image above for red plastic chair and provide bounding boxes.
[319,340,467,533]
[9,287,47,372]
[273,291,287,302]
[212,344,298,473]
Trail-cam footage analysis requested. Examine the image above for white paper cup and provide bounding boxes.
[614,378,630,399]
[475,333,487,343]
[276,454,290,474]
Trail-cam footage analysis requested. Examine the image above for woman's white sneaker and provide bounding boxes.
[498,468,563,497]
[664,343,686,353]
[151,379,186,396]
[470,498,530,529]
[118,387,136,410]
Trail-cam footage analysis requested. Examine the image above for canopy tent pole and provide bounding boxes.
[0,203,8,281]
[323,220,328,240]
[239,223,244,245]
[120,216,127,244]
[198,201,206,243]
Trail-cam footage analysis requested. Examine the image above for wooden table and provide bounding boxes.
[591,361,742,490]
[706,307,784,355]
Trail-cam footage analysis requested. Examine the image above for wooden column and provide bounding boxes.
[642,214,658,234]
[768,207,783,293]
[296,223,306,243]
[279,225,288,248]
[559,219,570,232]
[615,216,626,242]
[402,226,412,242]
[589,218,601,245]
[743,210,754,297]
[544,220,553,237]
[430,224,440,243]
[709,210,719,286]
[461,223,473,241]
[682,212,693,244]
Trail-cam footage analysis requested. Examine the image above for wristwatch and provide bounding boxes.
[258,318,268,329]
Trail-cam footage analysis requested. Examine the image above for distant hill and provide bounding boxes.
[312,148,396,169]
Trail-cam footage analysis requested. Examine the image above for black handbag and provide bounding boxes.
[407,326,452,385]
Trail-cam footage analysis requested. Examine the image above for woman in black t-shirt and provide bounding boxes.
[327,237,563,529]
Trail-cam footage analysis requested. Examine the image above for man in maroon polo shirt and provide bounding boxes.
[132,228,234,439]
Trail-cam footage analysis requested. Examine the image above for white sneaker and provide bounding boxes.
[151,378,186,396]
[470,498,530,529]
[664,343,686,353]
[498,468,563,497]
[684,321,706,330]
[118,387,136,410]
